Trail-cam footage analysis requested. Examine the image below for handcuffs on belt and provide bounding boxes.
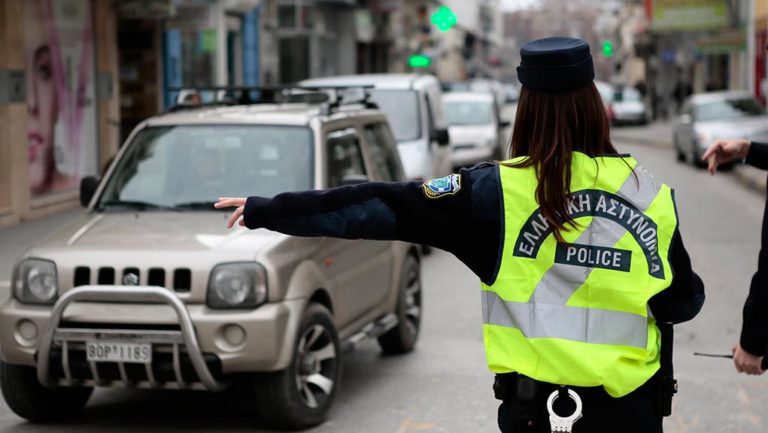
[547,388,583,433]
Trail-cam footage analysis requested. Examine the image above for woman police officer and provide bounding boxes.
[216,37,704,432]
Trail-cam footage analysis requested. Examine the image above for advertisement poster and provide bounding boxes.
[25,0,97,199]
[651,0,729,32]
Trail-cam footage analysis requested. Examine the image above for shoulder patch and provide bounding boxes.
[423,174,462,199]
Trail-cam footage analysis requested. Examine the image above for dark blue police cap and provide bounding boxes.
[517,37,595,92]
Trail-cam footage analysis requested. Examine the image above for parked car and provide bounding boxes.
[595,81,648,126]
[442,91,509,167]
[301,74,452,181]
[0,95,422,430]
[673,91,768,167]
[609,86,648,125]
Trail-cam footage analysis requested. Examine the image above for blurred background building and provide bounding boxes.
[0,0,767,229]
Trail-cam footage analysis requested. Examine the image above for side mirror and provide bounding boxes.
[679,114,692,124]
[80,176,99,207]
[500,120,512,128]
[341,174,369,186]
[431,128,450,146]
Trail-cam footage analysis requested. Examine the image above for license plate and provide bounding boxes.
[86,342,152,364]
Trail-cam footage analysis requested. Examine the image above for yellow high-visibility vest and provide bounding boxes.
[482,152,677,397]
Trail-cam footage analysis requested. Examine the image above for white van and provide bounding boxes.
[301,74,452,180]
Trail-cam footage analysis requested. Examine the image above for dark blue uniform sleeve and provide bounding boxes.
[740,184,768,355]
[746,141,768,171]
[243,164,502,284]
[648,230,705,324]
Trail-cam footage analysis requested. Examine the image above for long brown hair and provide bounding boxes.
[505,82,620,241]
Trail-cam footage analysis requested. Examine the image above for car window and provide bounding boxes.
[368,90,421,142]
[96,125,313,209]
[326,127,366,188]
[694,98,766,122]
[443,100,494,126]
[364,123,401,182]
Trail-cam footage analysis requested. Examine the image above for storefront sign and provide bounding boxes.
[25,0,98,199]
[651,0,728,31]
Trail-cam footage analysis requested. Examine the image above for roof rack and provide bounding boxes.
[165,85,378,114]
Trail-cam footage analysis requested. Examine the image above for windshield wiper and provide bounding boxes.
[96,200,176,212]
[172,201,222,211]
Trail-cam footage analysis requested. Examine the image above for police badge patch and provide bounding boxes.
[423,174,461,199]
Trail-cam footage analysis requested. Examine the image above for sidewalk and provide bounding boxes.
[613,120,767,195]
[0,209,85,301]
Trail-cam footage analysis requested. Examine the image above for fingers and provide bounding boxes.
[701,141,724,162]
[214,197,246,209]
[707,156,718,176]
[226,206,244,229]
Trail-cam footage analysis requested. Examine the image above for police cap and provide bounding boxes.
[517,37,595,92]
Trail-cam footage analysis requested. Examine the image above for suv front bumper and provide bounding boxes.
[0,286,305,390]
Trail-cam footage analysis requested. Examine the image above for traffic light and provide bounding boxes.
[602,40,614,58]
[431,6,457,32]
[408,54,432,69]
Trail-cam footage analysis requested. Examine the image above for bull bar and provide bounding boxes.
[37,286,224,391]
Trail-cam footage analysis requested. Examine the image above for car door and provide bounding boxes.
[425,86,452,177]
[321,126,391,328]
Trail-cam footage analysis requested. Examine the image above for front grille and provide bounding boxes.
[74,266,192,292]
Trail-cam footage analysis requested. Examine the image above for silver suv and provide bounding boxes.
[0,94,422,429]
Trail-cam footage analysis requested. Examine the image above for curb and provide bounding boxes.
[611,133,673,149]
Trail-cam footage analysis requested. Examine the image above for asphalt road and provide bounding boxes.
[1,139,767,432]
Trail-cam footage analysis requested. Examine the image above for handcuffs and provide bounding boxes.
[547,388,583,432]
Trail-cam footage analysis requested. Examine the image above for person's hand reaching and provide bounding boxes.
[214,197,247,228]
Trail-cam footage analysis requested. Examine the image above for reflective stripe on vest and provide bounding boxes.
[481,153,678,397]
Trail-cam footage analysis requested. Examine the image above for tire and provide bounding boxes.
[692,141,707,169]
[0,361,93,422]
[673,136,686,163]
[254,304,340,430]
[378,255,422,355]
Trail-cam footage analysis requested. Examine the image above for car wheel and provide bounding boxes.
[378,255,422,355]
[674,137,686,162]
[692,142,707,169]
[0,361,93,422]
[254,303,340,430]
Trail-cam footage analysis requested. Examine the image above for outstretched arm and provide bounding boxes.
[215,165,504,284]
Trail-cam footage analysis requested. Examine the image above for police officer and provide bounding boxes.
[702,138,768,376]
[216,37,705,432]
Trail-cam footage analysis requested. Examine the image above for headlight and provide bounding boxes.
[207,263,267,309]
[13,259,58,305]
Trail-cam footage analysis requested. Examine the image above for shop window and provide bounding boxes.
[278,4,295,28]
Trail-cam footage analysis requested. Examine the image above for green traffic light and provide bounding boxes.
[408,54,432,68]
[602,40,614,57]
[431,6,457,32]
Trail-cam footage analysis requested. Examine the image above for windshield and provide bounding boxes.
[695,98,766,122]
[368,90,421,142]
[443,100,494,126]
[96,125,313,211]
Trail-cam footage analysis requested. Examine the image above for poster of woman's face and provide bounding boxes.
[25,0,96,198]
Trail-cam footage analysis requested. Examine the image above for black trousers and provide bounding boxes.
[497,377,663,433]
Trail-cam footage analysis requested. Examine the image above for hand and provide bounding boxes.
[732,343,765,376]
[214,197,247,228]
[701,139,750,175]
